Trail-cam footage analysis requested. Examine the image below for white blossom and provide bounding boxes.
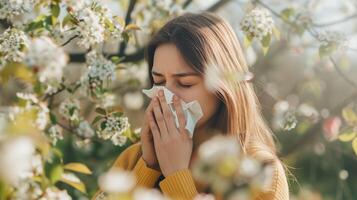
[0,136,35,185]
[98,169,136,193]
[59,98,80,122]
[76,120,95,138]
[12,179,42,200]
[133,187,167,200]
[0,28,30,63]
[16,92,39,104]
[36,103,49,130]
[241,7,275,41]
[0,0,39,20]
[48,125,63,145]
[318,30,348,50]
[39,188,72,200]
[97,116,130,140]
[24,37,68,83]
[82,50,116,96]
[123,91,144,110]
[99,93,116,108]
[73,7,105,48]
[111,133,127,146]
[65,0,90,12]
[204,63,254,92]
[198,135,240,161]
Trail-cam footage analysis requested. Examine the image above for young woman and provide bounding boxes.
[93,12,289,200]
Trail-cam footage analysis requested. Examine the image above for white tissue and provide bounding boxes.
[142,86,204,138]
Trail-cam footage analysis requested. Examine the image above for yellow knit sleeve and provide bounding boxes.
[254,160,289,200]
[159,169,198,200]
[91,142,162,200]
[133,156,162,187]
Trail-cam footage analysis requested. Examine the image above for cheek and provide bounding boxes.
[172,86,220,126]
[193,93,220,127]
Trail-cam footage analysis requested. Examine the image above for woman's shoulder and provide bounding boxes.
[254,154,289,200]
[111,142,143,171]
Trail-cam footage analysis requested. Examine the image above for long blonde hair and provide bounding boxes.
[146,12,277,161]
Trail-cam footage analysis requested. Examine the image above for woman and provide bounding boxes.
[93,12,289,200]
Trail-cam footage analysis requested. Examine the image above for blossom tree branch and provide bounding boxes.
[68,0,232,63]
[118,0,138,57]
[312,13,357,27]
[252,0,357,157]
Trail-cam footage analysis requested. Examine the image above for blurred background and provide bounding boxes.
[1,0,357,199]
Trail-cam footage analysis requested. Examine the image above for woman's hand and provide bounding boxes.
[148,89,193,177]
[140,98,160,171]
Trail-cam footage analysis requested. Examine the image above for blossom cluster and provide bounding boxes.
[0,28,29,67]
[70,1,124,49]
[24,36,69,83]
[97,114,130,146]
[318,30,348,50]
[82,50,116,98]
[240,7,275,42]
[0,0,39,20]
[192,135,274,199]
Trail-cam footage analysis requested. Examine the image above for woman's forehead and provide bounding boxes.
[152,45,197,75]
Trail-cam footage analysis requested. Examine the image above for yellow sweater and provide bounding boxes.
[92,143,289,200]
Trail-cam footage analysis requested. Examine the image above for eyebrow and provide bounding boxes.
[151,70,200,77]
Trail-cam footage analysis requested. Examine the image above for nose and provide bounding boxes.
[163,82,180,98]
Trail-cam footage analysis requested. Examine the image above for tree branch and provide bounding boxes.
[312,13,357,27]
[118,0,138,57]
[330,56,357,90]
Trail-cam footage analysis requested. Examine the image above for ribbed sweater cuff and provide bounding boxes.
[133,157,162,187]
[159,169,198,200]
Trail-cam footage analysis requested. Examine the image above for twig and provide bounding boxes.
[118,0,138,57]
[330,56,357,89]
[61,35,78,46]
[312,13,357,27]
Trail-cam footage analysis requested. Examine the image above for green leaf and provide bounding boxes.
[352,138,357,157]
[338,129,357,142]
[69,107,76,116]
[60,176,87,193]
[45,149,63,184]
[342,107,357,126]
[64,163,92,175]
[243,36,252,48]
[110,56,123,64]
[100,121,107,130]
[261,34,271,47]
[49,165,63,184]
[272,27,281,40]
[51,3,60,18]
[0,62,35,84]
[262,46,269,55]
[63,14,76,26]
[125,23,141,31]
[281,8,295,21]
[50,112,58,124]
[92,116,103,125]
[319,44,337,58]
[95,107,107,115]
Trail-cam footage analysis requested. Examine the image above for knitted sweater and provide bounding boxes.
[92,142,289,200]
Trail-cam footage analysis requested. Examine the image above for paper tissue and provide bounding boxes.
[142,86,204,138]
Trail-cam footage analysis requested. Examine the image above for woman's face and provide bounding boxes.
[151,43,220,129]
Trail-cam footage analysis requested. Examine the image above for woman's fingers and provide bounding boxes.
[173,95,187,136]
[148,109,161,142]
[152,96,169,140]
[157,89,177,135]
